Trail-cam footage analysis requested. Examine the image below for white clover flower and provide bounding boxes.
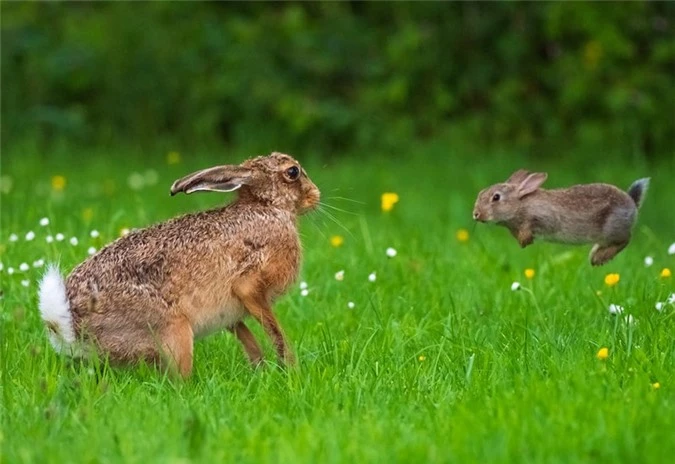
[70,237,79,246]
[21,279,30,287]
[33,259,44,268]
[9,233,18,242]
[299,281,308,290]
[644,256,654,267]
[335,270,345,281]
[386,247,397,258]
[19,262,29,272]
[300,289,309,297]
[39,217,50,226]
[8,267,15,275]
[668,293,675,304]
[55,233,65,241]
[669,243,675,255]
[347,301,355,309]
[25,231,36,241]
[46,235,54,243]
[511,282,521,291]
[608,304,624,315]
[655,302,665,312]
[368,272,377,282]
[127,172,145,190]
[87,246,97,255]
[90,229,100,238]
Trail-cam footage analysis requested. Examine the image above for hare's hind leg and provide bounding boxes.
[160,315,194,378]
[229,321,263,366]
[590,241,628,266]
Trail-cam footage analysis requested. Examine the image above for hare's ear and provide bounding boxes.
[517,172,548,198]
[505,169,530,184]
[170,166,252,196]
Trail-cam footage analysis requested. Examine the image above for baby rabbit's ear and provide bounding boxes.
[170,166,252,196]
[505,169,531,184]
[516,172,548,198]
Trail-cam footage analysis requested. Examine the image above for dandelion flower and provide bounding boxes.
[55,233,65,242]
[368,272,377,282]
[655,302,664,312]
[46,235,54,243]
[381,192,399,212]
[652,382,661,390]
[25,231,35,241]
[21,279,30,287]
[87,246,97,255]
[597,347,609,360]
[90,230,100,238]
[51,175,66,192]
[299,281,308,290]
[39,217,50,227]
[19,263,29,272]
[644,256,654,267]
[386,247,397,258]
[9,233,18,242]
[70,237,79,246]
[669,243,675,255]
[335,270,345,281]
[330,235,344,247]
[418,355,426,362]
[524,268,535,279]
[660,268,671,278]
[511,282,521,291]
[604,273,620,287]
[608,304,624,315]
[347,301,355,309]
[300,289,309,297]
[456,229,469,242]
[167,151,181,165]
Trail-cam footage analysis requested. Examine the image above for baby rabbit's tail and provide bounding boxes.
[38,265,81,357]
[627,178,650,209]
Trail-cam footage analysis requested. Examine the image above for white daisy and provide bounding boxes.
[70,237,79,246]
[644,256,654,267]
[9,233,18,242]
[655,302,664,312]
[668,293,675,304]
[21,279,30,287]
[299,281,308,290]
[608,304,624,315]
[8,267,15,275]
[39,217,50,226]
[511,282,521,291]
[368,272,377,282]
[90,229,100,238]
[55,233,65,241]
[335,270,345,281]
[347,301,355,309]
[19,262,29,272]
[386,247,397,258]
[87,246,97,255]
[300,289,309,297]
[46,235,54,243]
[669,243,675,255]
[25,231,35,241]
[0,262,3,271]
[33,259,44,268]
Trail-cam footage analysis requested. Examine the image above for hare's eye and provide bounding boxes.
[286,166,300,180]
[492,193,501,202]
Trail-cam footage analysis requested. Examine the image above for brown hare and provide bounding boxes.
[473,169,649,266]
[39,152,320,377]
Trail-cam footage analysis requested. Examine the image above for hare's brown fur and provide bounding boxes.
[473,170,649,266]
[60,152,319,377]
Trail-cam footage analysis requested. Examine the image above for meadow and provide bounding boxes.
[2,139,675,463]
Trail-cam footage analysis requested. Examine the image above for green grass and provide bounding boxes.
[2,140,675,463]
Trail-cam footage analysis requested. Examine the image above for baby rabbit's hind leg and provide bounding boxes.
[590,242,628,266]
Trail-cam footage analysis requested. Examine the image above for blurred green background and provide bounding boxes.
[2,1,674,158]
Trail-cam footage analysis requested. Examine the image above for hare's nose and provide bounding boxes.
[473,211,480,220]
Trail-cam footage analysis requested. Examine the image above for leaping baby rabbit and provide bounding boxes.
[38,152,320,377]
[473,170,649,266]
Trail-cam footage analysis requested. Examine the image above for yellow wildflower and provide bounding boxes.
[604,273,620,287]
[381,192,399,212]
[661,268,672,278]
[652,382,661,390]
[524,268,535,279]
[418,355,426,362]
[167,151,181,165]
[51,175,66,192]
[596,347,609,360]
[456,229,469,243]
[330,235,344,248]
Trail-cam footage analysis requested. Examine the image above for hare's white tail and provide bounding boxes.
[38,265,83,357]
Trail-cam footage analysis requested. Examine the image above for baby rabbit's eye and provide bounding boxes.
[286,166,300,180]
[492,193,501,202]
